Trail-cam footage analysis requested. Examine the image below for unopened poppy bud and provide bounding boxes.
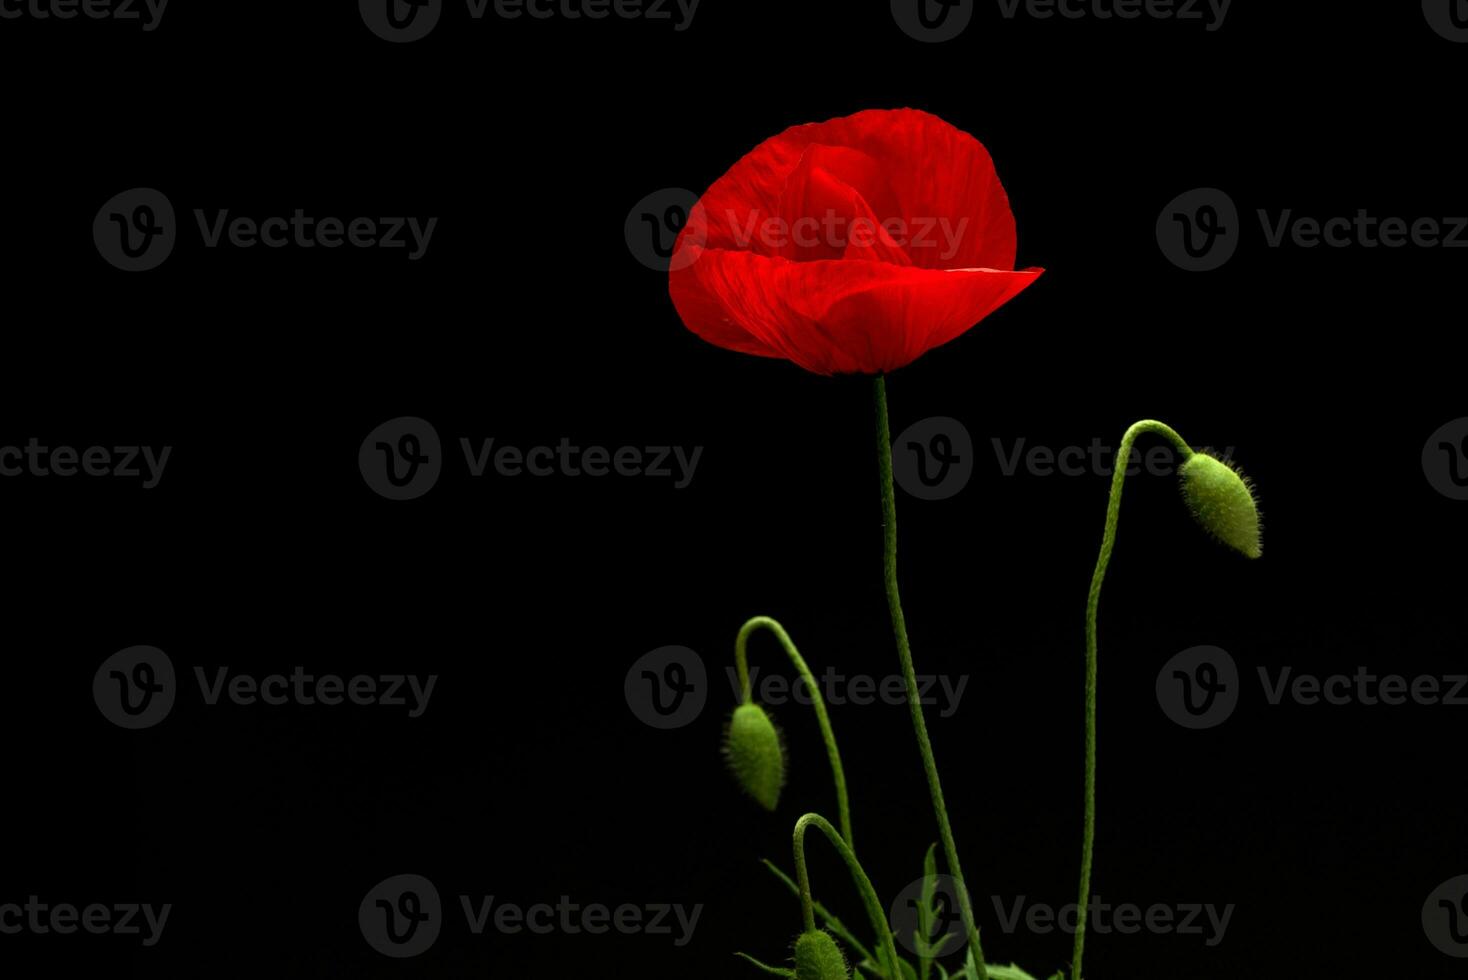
[1179,451,1262,559]
[794,930,849,980]
[723,702,785,811]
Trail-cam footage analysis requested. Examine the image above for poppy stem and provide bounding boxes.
[735,616,855,849]
[1073,420,1192,980]
[872,375,988,980]
[792,812,902,978]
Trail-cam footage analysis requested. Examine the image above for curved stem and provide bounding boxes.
[736,616,854,849]
[1072,420,1192,980]
[873,375,987,980]
[793,813,902,979]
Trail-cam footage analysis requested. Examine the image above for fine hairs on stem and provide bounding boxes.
[1073,420,1260,980]
[735,616,855,848]
[792,813,902,979]
[1072,420,1193,980]
[873,375,988,980]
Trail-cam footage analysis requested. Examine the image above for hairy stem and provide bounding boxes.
[793,813,901,979]
[736,615,854,848]
[1073,420,1192,980]
[873,374,986,980]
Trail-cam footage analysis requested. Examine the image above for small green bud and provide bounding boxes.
[1179,451,1262,559]
[794,930,849,980]
[723,702,785,810]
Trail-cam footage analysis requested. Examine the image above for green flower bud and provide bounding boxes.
[1179,451,1262,559]
[723,702,785,811]
[794,929,849,980]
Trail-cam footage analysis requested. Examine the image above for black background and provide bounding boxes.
[2,1,1465,977]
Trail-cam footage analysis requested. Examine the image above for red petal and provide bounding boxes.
[670,248,1042,375]
[669,108,1040,374]
[680,108,1018,271]
[776,146,911,266]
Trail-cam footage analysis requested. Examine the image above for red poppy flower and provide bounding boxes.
[669,108,1043,375]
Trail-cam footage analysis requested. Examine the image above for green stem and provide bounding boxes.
[792,813,902,979]
[872,375,987,980]
[736,615,854,849]
[1072,420,1192,980]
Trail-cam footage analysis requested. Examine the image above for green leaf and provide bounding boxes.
[940,951,974,980]
[735,951,796,977]
[938,948,1058,980]
[914,843,959,980]
[917,844,938,980]
[983,962,1052,980]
